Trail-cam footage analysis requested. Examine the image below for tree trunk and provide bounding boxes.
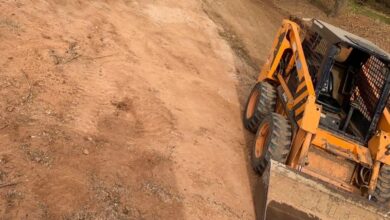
[329,0,347,17]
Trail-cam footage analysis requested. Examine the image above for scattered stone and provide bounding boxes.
[6,106,14,112]
[83,149,89,155]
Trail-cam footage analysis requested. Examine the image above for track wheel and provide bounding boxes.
[373,164,390,206]
[243,82,276,133]
[251,113,292,175]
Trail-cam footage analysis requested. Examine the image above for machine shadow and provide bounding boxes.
[232,58,321,220]
[232,57,269,220]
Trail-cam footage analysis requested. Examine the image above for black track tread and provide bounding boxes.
[378,173,390,184]
[377,178,390,189]
[373,164,390,205]
[251,113,292,175]
[243,82,276,133]
[267,114,291,162]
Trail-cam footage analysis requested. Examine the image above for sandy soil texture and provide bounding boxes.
[0,0,388,219]
[0,0,279,219]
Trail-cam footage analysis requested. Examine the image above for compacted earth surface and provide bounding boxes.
[0,0,388,219]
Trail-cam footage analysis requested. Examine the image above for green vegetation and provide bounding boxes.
[349,0,390,24]
[309,0,390,24]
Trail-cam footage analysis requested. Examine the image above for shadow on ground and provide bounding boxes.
[201,1,324,219]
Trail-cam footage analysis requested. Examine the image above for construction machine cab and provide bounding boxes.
[303,19,390,144]
[244,19,390,215]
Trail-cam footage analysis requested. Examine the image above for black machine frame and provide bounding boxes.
[302,19,390,144]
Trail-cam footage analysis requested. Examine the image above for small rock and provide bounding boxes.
[83,149,89,155]
[6,106,14,112]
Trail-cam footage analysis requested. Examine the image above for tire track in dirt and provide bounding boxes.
[0,1,185,219]
[0,0,277,219]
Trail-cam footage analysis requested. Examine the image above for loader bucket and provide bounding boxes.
[254,160,389,220]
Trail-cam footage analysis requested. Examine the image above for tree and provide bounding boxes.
[328,0,348,17]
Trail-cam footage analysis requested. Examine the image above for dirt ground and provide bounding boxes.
[0,0,275,219]
[0,0,388,220]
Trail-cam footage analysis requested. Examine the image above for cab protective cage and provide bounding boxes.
[303,19,390,145]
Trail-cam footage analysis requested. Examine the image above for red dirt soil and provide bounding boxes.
[0,0,388,219]
[0,0,275,219]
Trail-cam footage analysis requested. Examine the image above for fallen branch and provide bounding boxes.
[84,53,118,60]
[62,54,81,64]
[0,182,20,189]
[21,70,33,103]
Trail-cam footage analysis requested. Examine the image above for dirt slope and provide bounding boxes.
[0,0,283,219]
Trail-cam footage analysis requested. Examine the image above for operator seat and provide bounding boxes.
[317,72,342,113]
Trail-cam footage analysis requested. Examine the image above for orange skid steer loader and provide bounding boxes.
[244,19,390,219]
